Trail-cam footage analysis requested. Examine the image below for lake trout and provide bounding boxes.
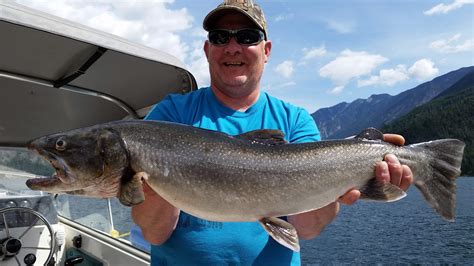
[25,120,465,251]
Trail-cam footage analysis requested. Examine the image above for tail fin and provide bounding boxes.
[411,139,465,221]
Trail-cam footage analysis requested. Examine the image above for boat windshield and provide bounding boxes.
[0,148,144,252]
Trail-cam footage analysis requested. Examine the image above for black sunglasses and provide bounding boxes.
[208,28,265,46]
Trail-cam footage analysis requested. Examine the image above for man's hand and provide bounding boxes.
[131,182,180,245]
[289,134,414,239]
[341,134,413,204]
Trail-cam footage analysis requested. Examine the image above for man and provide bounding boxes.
[132,0,413,265]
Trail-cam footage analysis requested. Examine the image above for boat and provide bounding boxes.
[0,2,197,265]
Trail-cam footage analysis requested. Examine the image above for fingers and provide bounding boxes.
[400,165,414,191]
[376,154,403,185]
[375,161,390,184]
[338,190,360,205]
[381,134,408,187]
[385,154,403,186]
[383,134,405,146]
[375,154,413,192]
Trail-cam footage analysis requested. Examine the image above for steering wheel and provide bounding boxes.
[0,207,55,265]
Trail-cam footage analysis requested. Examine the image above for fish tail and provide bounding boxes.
[411,139,465,221]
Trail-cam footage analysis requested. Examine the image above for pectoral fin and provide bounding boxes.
[359,178,406,202]
[118,171,147,206]
[259,217,300,252]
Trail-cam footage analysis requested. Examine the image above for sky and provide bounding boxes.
[14,0,474,113]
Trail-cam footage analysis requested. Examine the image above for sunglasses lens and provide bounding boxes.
[236,29,263,45]
[208,30,230,45]
[208,29,264,45]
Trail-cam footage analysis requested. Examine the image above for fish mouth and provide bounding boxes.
[26,143,77,191]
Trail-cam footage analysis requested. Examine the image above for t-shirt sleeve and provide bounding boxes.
[290,108,321,143]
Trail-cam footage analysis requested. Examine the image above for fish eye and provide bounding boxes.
[55,138,67,151]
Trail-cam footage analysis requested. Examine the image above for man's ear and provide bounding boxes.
[264,40,272,63]
[204,40,210,61]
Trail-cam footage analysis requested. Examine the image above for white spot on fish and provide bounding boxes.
[164,167,170,177]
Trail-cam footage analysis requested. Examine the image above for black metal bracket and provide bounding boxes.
[53,47,107,88]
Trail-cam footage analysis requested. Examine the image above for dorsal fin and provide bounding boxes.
[355,128,384,141]
[236,129,287,146]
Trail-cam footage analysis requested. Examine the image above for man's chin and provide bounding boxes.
[223,75,249,86]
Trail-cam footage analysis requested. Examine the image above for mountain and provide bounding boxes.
[434,69,474,99]
[381,71,474,175]
[312,66,474,139]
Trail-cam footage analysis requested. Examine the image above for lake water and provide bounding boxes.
[300,177,474,265]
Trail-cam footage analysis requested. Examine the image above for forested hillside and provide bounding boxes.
[382,71,474,175]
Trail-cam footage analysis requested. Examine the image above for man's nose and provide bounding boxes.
[224,37,242,55]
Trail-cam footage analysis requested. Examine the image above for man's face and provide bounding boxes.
[204,12,271,98]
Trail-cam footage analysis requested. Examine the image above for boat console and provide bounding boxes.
[0,190,62,265]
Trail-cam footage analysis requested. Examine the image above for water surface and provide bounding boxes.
[301,177,474,264]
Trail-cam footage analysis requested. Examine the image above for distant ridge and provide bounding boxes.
[311,66,474,139]
[381,71,474,175]
[435,69,474,99]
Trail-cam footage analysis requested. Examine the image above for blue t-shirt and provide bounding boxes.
[145,87,320,265]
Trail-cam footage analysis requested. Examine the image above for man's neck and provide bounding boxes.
[211,86,260,112]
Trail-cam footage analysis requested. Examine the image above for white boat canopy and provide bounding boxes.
[0,2,197,147]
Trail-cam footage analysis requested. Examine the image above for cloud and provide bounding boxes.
[358,59,439,87]
[358,65,410,87]
[279,81,297,87]
[275,61,295,78]
[327,86,344,95]
[424,0,474,15]
[263,80,296,95]
[319,50,388,86]
[320,51,438,91]
[302,46,327,61]
[271,81,297,91]
[186,41,209,88]
[429,34,474,53]
[325,19,355,34]
[274,13,294,22]
[16,0,193,62]
[191,27,208,38]
[408,59,439,80]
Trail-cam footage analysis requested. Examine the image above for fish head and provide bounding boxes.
[26,126,129,196]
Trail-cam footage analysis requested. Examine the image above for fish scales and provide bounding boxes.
[115,122,426,221]
[25,120,465,251]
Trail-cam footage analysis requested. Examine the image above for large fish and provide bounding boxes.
[26,120,465,251]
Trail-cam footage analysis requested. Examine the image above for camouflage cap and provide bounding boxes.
[203,0,268,40]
